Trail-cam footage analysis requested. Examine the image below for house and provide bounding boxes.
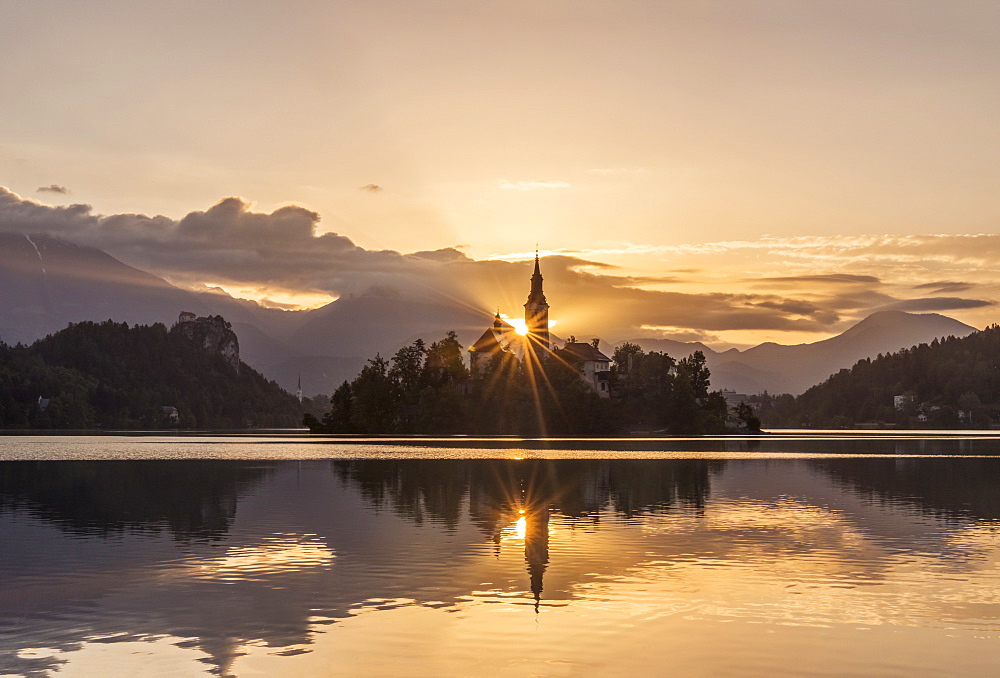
[556,340,612,398]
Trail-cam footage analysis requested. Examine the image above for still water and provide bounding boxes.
[2,436,1000,676]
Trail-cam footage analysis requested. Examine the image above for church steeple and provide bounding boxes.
[524,250,550,350]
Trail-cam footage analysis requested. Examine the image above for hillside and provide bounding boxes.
[753,325,1000,429]
[0,318,301,429]
[0,232,483,396]
[626,310,978,395]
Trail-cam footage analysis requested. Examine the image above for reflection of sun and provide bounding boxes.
[515,516,527,540]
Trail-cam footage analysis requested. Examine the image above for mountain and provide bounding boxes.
[0,233,325,390]
[0,233,490,396]
[755,324,1000,428]
[291,289,489,361]
[625,310,978,395]
[1,233,980,399]
[0,232,212,345]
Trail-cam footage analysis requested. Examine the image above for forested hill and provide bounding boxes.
[0,319,301,429]
[753,325,1000,429]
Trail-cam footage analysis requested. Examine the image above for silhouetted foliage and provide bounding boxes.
[311,336,730,435]
[751,326,1000,429]
[0,320,301,429]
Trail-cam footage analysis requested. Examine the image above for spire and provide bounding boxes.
[529,249,544,299]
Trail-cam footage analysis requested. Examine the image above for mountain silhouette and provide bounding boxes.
[0,232,977,397]
[627,310,977,394]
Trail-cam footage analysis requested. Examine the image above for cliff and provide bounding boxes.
[171,314,240,371]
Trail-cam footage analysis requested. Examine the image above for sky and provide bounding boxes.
[3,1,1000,347]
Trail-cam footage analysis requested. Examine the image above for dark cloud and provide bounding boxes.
[912,281,975,294]
[751,298,839,322]
[36,184,69,194]
[360,184,382,192]
[1,186,984,342]
[409,248,472,263]
[879,297,995,312]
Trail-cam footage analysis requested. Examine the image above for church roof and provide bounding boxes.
[470,318,518,354]
[559,342,611,363]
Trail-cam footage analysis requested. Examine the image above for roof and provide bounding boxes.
[559,342,611,363]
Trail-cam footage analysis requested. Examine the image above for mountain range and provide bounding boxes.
[0,232,979,396]
[624,309,976,395]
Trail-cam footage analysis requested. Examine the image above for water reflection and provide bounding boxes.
[1,457,999,676]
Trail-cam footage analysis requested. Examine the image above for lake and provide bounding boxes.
[2,433,1000,676]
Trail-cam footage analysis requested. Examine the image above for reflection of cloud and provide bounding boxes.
[498,180,571,190]
[172,537,335,583]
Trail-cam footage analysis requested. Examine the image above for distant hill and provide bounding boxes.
[0,233,488,396]
[0,318,301,429]
[753,325,1000,429]
[291,289,487,358]
[625,310,978,395]
[0,232,211,345]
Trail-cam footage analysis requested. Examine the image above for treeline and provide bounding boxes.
[0,320,301,429]
[307,334,758,435]
[750,326,1000,429]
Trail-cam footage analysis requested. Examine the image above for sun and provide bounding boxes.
[503,316,530,335]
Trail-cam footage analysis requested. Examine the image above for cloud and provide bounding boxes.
[878,297,995,313]
[912,281,975,294]
[3,186,997,342]
[751,274,881,286]
[751,299,839,322]
[360,184,382,192]
[36,184,68,194]
[498,180,571,190]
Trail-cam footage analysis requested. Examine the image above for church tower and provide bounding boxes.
[523,252,550,350]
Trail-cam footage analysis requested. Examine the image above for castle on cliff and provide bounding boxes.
[468,253,612,397]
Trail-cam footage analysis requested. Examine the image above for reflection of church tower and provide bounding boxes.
[523,252,550,350]
[524,505,550,613]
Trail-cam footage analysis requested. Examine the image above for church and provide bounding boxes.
[468,253,612,397]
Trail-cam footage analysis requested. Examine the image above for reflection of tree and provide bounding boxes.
[810,458,1000,521]
[0,461,274,539]
[334,460,721,530]
[1,459,721,677]
[334,459,722,609]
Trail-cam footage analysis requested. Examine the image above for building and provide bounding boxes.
[468,251,551,373]
[720,389,749,409]
[468,312,522,372]
[556,340,612,398]
[468,252,611,397]
[523,253,550,351]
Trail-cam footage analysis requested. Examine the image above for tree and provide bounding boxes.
[350,355,397,432]
[732,402,761,432]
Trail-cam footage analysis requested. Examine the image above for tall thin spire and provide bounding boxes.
[524,247,550,350]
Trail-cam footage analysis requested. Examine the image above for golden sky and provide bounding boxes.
[3,1,1000,345]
